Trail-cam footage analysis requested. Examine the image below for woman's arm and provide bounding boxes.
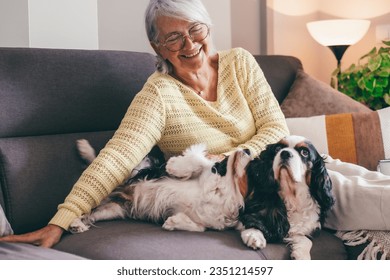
[50,87,166,230]
[236,48,289,155]
[0,225,64,248]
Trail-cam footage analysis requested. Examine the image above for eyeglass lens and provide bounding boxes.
[163,23,209,52]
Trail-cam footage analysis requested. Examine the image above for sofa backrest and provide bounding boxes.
[0,48,157,138]
[0,47,302,233]
[253,55,302,103]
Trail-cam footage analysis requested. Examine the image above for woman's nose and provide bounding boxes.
[181,35,197,50]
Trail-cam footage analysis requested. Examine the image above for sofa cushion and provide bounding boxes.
[280,70,372,118]
[254,55,303,104]
[0,130,115,233]
[53,220,347,260]
[0,48,156,138]
[286,107,390,170]
[0,242,85,260]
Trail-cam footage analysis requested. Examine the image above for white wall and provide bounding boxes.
[202,0,232,51]
[97,0,151,52]
[0,0,29,47]
[231,0,262,55]
[28,0,98,49]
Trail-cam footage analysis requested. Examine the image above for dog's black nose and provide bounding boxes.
[280,150,292,160]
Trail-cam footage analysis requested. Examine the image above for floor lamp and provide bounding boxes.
[306,19,371,70]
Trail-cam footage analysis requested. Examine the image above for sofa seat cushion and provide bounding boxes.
[53,220,347,260]
[0,242,85,260]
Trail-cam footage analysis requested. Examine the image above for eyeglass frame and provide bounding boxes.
[157,23,210,52]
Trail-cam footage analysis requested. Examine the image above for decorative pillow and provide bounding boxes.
[281,70,372,118]
[286,107,390,171]
[0,204,13,237]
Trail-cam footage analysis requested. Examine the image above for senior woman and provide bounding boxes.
[0,0,289,247]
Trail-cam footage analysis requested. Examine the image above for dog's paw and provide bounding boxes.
[288,236,312,260]
[76,139,96,164]
[68,217,91,234]
[166,156,194,179]
[162,213,205,232]
[241,228,267,250]
[162,216,178,231]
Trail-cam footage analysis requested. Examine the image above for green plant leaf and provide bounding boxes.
[360,47,377,60]
[376,70,390,77]
[378,46,390,53]
[330,76,337,89]
[385,94,390,105]
[334,40,390,110]
[373,86,384,97]
[368,55,382,71]
[377,77,389,88]
[331,68,340,76]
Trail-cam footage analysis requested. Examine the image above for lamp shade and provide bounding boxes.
[306,19,370,46]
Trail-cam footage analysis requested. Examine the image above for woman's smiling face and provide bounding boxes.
[153,16,211,73]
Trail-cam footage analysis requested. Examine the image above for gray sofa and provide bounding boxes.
[0,47,351,259]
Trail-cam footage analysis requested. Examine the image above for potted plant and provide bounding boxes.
[331,40,390,110]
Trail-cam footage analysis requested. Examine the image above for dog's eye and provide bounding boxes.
[274,146,282,153]
[300,149,309,158]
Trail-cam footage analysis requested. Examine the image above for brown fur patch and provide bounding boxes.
[278,168,297,199]
[232,151,249,197]
[109,185,134,206]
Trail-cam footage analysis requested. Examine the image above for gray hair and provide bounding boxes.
[145,0,214,73]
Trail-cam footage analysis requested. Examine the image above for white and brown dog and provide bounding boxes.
[69,141,251,233]
[237,135,335,259]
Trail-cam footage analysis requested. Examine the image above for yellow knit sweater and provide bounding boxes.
[50,48,289,229]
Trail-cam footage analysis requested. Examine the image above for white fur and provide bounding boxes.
[76,139,96,164]
[241,228,267,250]
[69,144,251,234]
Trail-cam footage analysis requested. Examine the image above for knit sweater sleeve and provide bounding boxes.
[49,82,165,230]
[235,48,289,155]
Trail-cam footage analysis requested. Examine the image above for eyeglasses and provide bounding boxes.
[159,23,209,52]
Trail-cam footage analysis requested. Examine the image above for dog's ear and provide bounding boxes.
[259,143,279,160]
[309,153,335,223]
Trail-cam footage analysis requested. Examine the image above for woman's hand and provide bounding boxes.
[0,224,64,248]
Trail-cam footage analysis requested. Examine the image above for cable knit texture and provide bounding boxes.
[50,48,289,229]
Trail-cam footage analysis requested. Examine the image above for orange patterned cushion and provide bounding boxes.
[286,108,390,170]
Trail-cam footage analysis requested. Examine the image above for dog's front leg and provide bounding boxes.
[69,202,126,234]
[237,223,267,250]
[162,213,206,232]
[287,235,312,260]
